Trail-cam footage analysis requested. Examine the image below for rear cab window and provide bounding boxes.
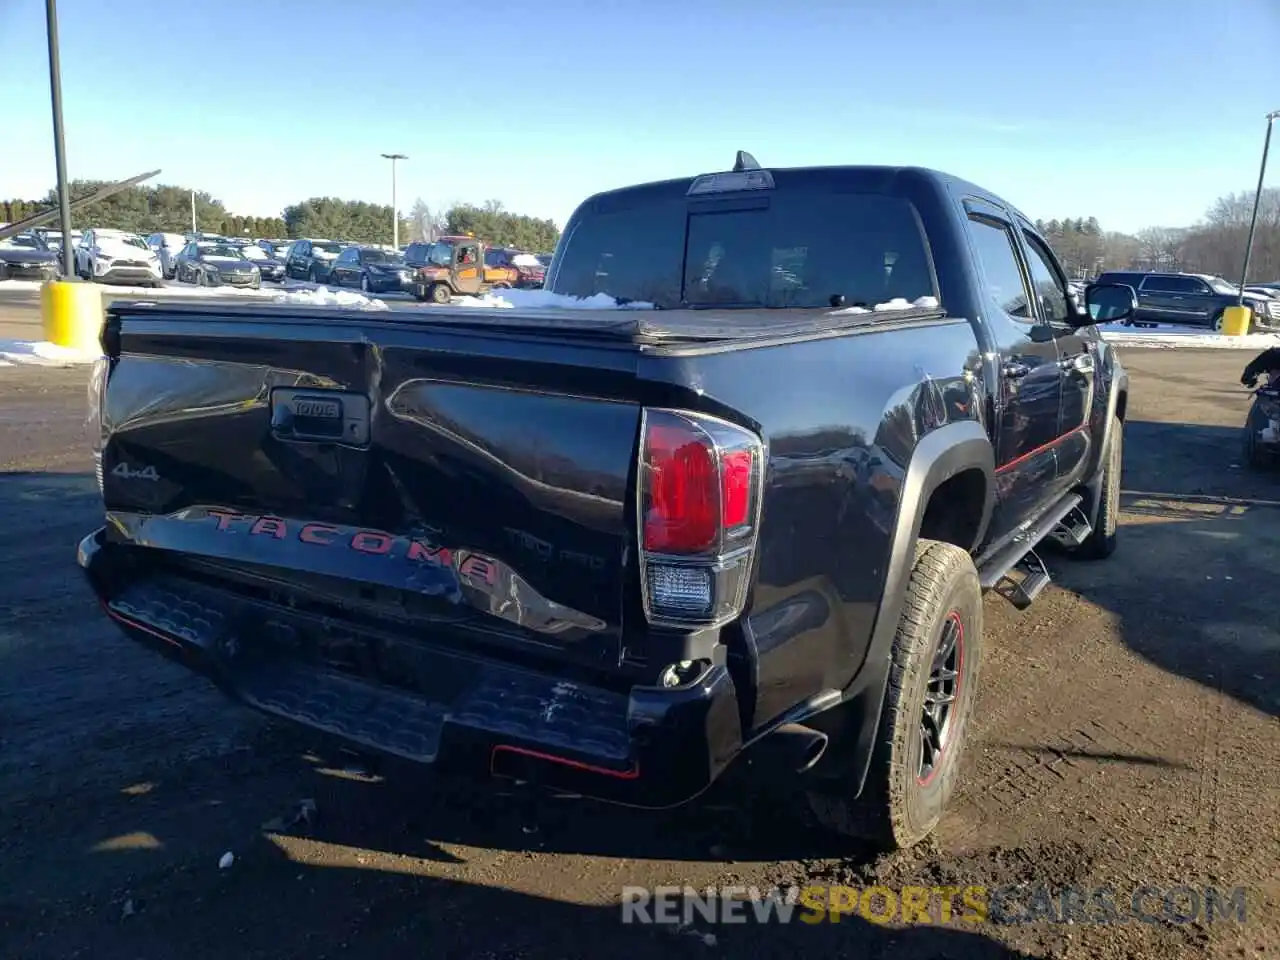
[549,175,938,311]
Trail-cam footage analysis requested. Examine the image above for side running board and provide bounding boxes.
[976,494,1093,609]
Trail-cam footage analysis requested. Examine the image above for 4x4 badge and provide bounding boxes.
[111,462,160,481]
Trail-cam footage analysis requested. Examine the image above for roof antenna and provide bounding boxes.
[733,150,760,172]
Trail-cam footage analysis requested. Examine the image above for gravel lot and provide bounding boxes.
[0,342,1276,960]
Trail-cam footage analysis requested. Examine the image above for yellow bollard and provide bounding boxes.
[1220,305,1252,337]
[40,279,103,352]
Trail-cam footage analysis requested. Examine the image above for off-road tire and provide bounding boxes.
[807,539,983,850]
[428,282,451,304]
[1075,414,1122,559]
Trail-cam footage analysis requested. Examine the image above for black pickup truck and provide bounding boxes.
[79,153,1136,850]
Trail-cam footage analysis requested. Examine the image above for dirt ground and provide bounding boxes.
[0,347,1276,960]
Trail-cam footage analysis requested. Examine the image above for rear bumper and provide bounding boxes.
[77,528,743,807]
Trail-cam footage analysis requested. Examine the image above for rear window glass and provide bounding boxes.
[551,190,935,310]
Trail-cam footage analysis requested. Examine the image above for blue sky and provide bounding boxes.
[2,0,1278,233]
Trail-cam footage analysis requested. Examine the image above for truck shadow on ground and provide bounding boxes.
[2,726,1043,959]
[1051,420,1279,719]
[30,833,1039,960]
[1119,419,1278,501]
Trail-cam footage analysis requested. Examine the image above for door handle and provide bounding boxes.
[1002,361,1031,379]
[1061,354,1094,374]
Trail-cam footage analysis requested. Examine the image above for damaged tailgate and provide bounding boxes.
[95,303,648,671]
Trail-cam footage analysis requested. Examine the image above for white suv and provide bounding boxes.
[76,229,163,285]
[145,232,188,279]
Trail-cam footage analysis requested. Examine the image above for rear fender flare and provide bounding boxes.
[816,419,994,794]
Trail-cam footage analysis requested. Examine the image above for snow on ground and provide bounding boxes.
[451,289,656,310]
[1098,322,1280,350]
[273,286,390,310]
[0,340,99,367]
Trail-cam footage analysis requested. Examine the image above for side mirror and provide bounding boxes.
[1082,282,1137,325]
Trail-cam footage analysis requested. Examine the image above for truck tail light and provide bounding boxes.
[637,408,764,628]
[87,355,110,493]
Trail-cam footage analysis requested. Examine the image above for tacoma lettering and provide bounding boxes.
[204,510,481,580]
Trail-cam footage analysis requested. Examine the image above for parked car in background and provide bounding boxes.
[237,242,286,282]
[260,239,292,262]
[284,238,344,282]
[75,229,162,285]
[174,240,262,289]
[1094,271,1280,332]
[0,232,60,282]
[37,228,82,255]
[326,245,415,294]
[145,232,188,279]
[535,253,553,268]
[485,247,546,288]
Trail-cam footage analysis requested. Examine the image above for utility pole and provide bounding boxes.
[381,153,407,248]
[44,0,74,277]
[190,190,197,234]
[1237,110,1280,304]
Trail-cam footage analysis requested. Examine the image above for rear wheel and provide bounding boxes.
[807,539,983,850]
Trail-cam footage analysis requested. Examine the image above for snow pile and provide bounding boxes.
[273,286,390,310]
[0,340,99,366]
[833,295,940,316]
[1098,324,1280,350]
[451,289,656,310]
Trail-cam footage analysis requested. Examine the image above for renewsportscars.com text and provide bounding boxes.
[620,884,1249,927]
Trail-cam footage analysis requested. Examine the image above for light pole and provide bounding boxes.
[381,153,407,248]
[1237,109,1280,305]
[44,0,74,278]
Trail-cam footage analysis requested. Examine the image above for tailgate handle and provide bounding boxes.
[269,388,371,445]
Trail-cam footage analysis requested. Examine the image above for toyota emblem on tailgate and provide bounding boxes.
[294,397,342,419]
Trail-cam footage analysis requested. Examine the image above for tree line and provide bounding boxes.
[1,181,561,252]
[1037,187,1280,282]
